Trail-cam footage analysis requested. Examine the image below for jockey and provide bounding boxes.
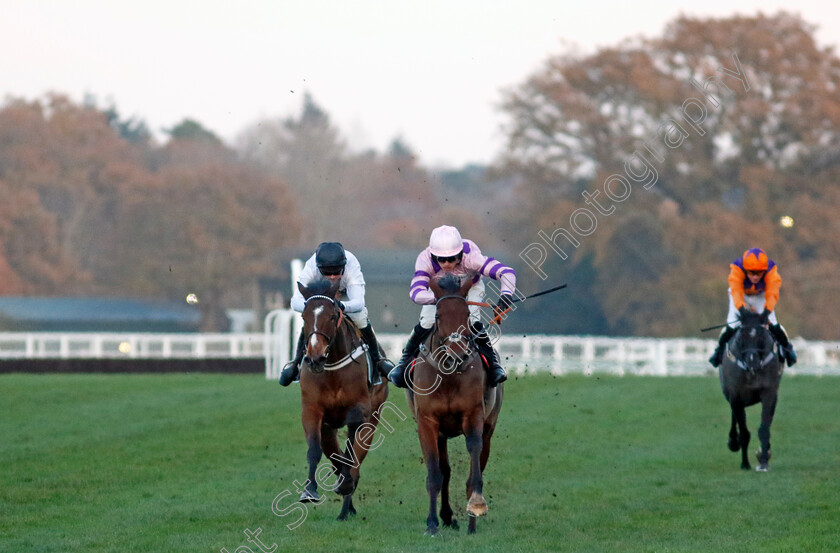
[279,242,395,386]
[709,247,797,368]
[388,225,516,389]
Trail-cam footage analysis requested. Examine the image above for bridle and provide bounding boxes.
[304,295,345,351]
[428,294,477,371]
[732,323,776,372]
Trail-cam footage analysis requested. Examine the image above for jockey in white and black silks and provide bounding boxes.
[279,242,395,386]
[709,247,797,368]
[388,225,517,389]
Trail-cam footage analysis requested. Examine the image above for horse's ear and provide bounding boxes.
[458,276,473,297]
[429,277,443,299]
[297,281,310,299]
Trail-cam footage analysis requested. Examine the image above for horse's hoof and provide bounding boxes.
[444,519,459,531]
[466,498,488,517]
[755,448,771,463]
[756,464,770,472]
[424,528,439,537]
[299,490,320,503]
[740,463,751,471]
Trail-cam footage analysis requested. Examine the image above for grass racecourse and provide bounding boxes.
[2,371,839,553]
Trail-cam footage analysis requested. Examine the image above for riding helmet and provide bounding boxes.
[315,242,347,269]
[742,248,769,271]
[429,225,463,257]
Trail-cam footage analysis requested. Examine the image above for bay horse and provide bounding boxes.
[718,310,784,471]
[295,278,389,519]
[405,274,504,535]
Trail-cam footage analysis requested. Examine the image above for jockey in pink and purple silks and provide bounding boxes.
[388,225,517,389]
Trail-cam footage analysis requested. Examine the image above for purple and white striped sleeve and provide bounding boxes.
[478,256,517,295]
[409,250,436,304]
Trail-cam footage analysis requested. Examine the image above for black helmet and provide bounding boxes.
[315,242,346,270]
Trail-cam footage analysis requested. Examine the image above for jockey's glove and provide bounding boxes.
[759,308,771,325]
[338,301,346,311]
[493,294,514,318]
[738,306,751,319]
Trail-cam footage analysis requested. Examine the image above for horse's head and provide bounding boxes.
[735,311,775,373]
[298,278,343,373]
[429,274,474,364]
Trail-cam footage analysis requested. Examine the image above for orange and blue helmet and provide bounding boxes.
[742,248,769,272]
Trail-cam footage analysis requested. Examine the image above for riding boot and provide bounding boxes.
[388,324,433,389]
[279,331,306,386]
[769,324,797,366]
[470,321,507,387]
[360,324,395,378]
[709,325,737,367]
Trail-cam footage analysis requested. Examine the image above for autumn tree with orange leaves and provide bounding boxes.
[497,12,840,339]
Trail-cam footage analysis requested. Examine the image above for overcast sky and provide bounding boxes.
[1,1,838,168]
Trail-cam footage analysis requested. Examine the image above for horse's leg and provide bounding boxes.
[319,425,355,520]
[438,435,458,530]
[727,409,740,452]
[417,415,442,536]
[733,402,751,470]
[480,419,497,472]
[300,408,324,502]
[756,389,778,471]
[463,410,487,533]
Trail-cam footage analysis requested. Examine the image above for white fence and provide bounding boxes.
[0,332,265,359]
[2,309,839,377]
[262,309,840,378]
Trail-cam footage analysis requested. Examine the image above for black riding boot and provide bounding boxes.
[360,324,395,378]
[388,324,433,389]
[769,324,797,366]
[470,321,507,387]
[279,331,306,386]
[709,325,737,367]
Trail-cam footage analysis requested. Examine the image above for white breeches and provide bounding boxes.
[727,289,777,328]
[419,279,486,329]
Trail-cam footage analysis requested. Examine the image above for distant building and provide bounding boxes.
[0,297,202,333]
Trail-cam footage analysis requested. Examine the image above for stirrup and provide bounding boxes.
[279,362,300,386]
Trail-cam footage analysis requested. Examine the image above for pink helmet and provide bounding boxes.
[429,225,463,257]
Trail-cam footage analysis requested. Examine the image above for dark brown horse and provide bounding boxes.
[296,279,389,519]
[406,274,504,535]
[719,311,784,471]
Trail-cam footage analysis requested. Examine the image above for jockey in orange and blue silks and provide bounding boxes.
[709,248,797,367]
[388,225,515,389]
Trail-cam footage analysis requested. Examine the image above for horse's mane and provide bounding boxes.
[305,278,337,298]
[435,273,462,294]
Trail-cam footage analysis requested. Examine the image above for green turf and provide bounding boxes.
[1,372,839,553]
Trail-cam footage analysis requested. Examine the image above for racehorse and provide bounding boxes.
[718,310,784,471]
[405,274,504,535]
[295,278,389,519]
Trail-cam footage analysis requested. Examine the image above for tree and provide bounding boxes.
[497,12,840,338]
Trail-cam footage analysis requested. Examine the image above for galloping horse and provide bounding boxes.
[406,274,504,535]
[719,311,784,471]
[295,278,389,519]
